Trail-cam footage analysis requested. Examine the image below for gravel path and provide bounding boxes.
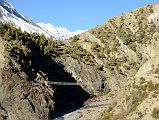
[53,95,115,120]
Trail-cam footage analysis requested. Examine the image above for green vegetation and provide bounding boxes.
[88,5,158,75]
[63,43,95,65]
[0,23,62,57]
[0,3,156,82]
[140,77,146,84]
[139,8,144,14]
[130,91,148,112]
[129,80,159,113]
[148,5,154,13]
[104,102,117,120]
[96,63,103,70]
[126,95,131,102]
[133,81,159,92]
[105,111,113,120]
[0,4,158,120]
[104,106,114,120]
[127,80,159,113]
[154,68,159,74]
[0,22,96,68]
[152,94,157,98]
[152,108,159,119]
[71,35,80,42]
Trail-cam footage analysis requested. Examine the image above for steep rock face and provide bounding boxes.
[59,57,108,94]
[0,39,54,120]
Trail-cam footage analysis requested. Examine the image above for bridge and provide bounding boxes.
[47,80,107,85]
[47,81,80,85]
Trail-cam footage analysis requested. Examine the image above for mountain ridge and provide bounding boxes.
[0,0,84,40]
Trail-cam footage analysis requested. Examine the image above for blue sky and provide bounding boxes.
[8,0,158,31]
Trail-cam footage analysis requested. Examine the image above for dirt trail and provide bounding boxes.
[54,95,115,120]
[0,38,5,68]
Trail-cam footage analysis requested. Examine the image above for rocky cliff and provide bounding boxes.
[0,38,54,120]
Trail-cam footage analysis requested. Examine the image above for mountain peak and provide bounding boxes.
[37,23,84,40]
[0,0,84,40]
[0,0,14,9]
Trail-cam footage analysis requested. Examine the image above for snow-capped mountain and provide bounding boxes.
[37,23,84,40]
[0,0,84,40]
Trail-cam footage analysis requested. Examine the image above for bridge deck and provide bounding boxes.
[48,81,80,85]
[47,81,107,85]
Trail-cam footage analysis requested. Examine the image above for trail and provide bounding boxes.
[53,95,115,120]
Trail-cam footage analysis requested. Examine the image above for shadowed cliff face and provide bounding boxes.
[50,85,90,118]
[0,34,90,120]
[26,47,91,118]
[7,40,91,119]
[0,39,54,120]
[0,64,54,120]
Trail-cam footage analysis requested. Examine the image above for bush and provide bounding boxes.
[152,108,159,119]
[154,68,159,74]
[105,106,114,120]
[130,91,148,113]
[91,42,98,51]
[96,63,103,70]
[105,112,113,120]
[72,35,79,42]
[149,5,154,13]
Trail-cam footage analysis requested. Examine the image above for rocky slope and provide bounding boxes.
[0,38,54,120]
[78,3,159,120]
[57,3,159,120]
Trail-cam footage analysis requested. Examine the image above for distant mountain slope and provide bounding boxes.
[0,0,83,40]
[37,23,84,40]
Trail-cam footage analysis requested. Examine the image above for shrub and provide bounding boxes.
[149,5,154,13]
[96,63,103,70]
[130,91,148,113]
[140,77,145,82]
[126,95,131,102]
[152,108,159,119]
[154,68,159,74]
[105,112,113,120]
[91,42,98,51]
[152,94,157,98]
[105,106,114,120]
[72,35,79,42]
